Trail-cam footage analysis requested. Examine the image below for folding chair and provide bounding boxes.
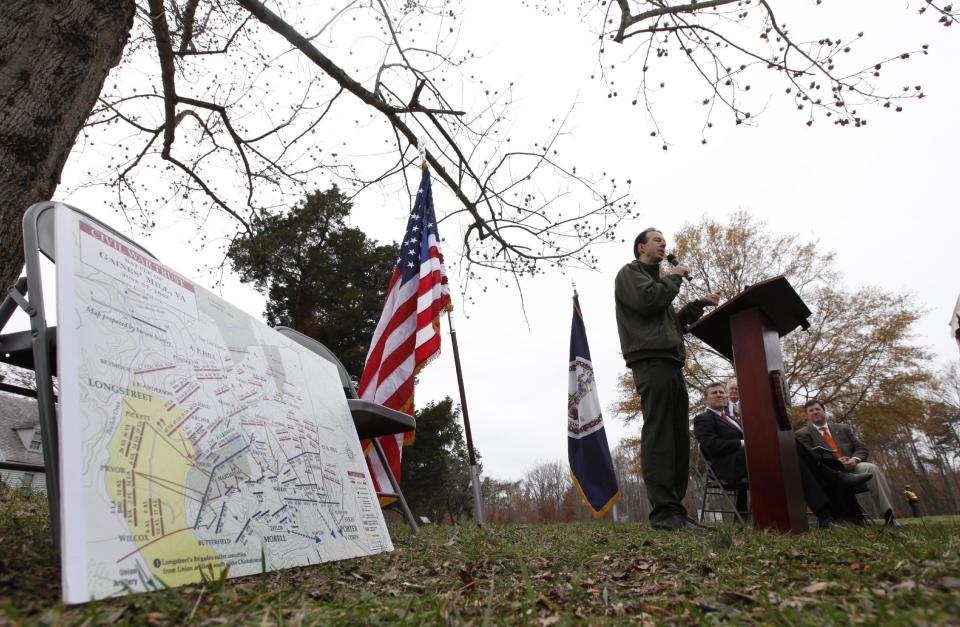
[0,202,163,547]
[0,279,47,404]
[697,446,750,525]
[274,326,420,533]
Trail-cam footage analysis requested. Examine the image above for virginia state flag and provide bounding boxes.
[567,292,619,517]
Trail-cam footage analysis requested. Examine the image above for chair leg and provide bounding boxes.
[705,466,747,525]
[733,492,750,525]
[699,474,709,523]
[718,487,740,524]
[0,277,28,331]
[371,438,419,534]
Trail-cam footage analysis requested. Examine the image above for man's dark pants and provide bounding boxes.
[631,358,689,523]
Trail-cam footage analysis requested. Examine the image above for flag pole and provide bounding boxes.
[419,154,483,525]
[445,308,484,526]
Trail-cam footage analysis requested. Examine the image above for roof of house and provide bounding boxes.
[0,392,43,465]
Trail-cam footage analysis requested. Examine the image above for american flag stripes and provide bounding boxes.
[358,167,452,496]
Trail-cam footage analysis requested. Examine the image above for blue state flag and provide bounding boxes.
[567,293,620,517]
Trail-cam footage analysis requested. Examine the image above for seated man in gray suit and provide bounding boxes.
[797,399,898,526]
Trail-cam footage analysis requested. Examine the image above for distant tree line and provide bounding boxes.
[478,444,649,524]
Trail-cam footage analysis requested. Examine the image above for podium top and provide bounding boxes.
[687,276,811,360]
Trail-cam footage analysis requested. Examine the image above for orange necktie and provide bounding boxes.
[820,427,842,459]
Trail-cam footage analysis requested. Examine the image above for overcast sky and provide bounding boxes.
[15,0,958,482]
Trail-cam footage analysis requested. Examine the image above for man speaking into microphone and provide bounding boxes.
[615,228,721,531]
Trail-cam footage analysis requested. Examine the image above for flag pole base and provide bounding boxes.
[470,464,484,526]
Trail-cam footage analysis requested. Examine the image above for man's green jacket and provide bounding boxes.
[614,260,705,367]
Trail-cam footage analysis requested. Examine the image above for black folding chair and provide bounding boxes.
[274,327,420,533]
[697,446,750,525]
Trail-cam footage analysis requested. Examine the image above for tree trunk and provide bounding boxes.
[0,0,134,291]
[947,417,960,468]
[927,432,960,513]
[905,427,940,513]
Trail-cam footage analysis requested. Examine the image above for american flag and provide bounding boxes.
[358,167,452,496]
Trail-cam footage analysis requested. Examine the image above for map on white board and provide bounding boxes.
[53,205,392,603]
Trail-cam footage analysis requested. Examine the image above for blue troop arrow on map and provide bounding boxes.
[53,204,393,604]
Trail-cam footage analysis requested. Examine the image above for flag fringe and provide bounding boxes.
[410,306,453,379]
[569,468,620,519]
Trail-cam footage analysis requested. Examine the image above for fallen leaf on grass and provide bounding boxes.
[801,581,829,594]
[535,593,558,610]
[381,569,399,582]
[779,596,816,609]
[694,597,723,613]
[938,576,960,591]
[104,607,127,623]
[549,584,570,602]
[719,590,756,606]
[891,580,917,592]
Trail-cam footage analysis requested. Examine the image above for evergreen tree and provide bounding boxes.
[227,187,398,377]
[401,398,478,524]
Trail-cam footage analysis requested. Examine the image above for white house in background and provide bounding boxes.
[0,392,46,492]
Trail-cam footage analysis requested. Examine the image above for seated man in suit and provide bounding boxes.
[693,382,872,528]
[797,399,898,526]
[694,381,750,520]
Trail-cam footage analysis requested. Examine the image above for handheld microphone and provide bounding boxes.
[665,254,692,282]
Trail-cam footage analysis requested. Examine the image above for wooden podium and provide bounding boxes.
[688,276,812,533]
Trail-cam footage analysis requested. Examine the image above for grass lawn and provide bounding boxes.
[2,486,958,625]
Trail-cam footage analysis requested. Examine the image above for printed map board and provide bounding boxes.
[53,205,392,603]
